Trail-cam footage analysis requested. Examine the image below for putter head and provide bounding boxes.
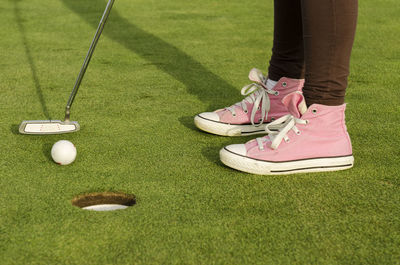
[19,120,80,135]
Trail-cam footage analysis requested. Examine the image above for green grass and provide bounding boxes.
[1,0,399,264]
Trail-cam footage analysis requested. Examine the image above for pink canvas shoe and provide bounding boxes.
[194,68,304,136]
[220,91,354,175]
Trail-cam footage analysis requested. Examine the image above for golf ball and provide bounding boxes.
[51,140,77,165]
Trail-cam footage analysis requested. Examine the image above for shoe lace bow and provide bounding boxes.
[226,78,278,126]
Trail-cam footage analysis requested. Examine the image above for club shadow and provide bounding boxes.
[14,0,51,120]
[60,0,237,112]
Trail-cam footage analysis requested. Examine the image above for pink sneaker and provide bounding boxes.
[220,91,354,175]
[194,68,304,136]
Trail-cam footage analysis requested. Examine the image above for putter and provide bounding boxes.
[19,0,115,134]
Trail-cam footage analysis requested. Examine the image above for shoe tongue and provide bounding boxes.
[281,91,307,118]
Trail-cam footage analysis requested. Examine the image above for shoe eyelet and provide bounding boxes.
[295,131,301,135]
[244,110,248,114]
[271,117,275,121]
[284,138,290,143]
[257,106,260,110]
[282,82,287,87]
[305,120,309,124]
[232,113,236,117]
[259,118,263,122]
[312,109,318,114]
[274,91,279,96]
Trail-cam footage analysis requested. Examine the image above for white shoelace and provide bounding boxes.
[256,114,308,150]
[226,82,278,126]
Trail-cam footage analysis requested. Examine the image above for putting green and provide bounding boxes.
[1,0,399,264]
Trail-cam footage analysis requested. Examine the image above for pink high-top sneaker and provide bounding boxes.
[220,91,354,175]
[194,68,304,136]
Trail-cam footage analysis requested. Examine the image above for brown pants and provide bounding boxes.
[268,0,358,106]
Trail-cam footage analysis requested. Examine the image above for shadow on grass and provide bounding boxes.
[178,116,199,132]
[10,124,20,135]
[60,0,237,111]
[202,145,225,166]
[13,0,51,120]
[42,142,54,162]
[58,1,245,164]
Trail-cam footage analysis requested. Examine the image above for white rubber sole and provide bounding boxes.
[220,147,354,175]
[194,115,273,136]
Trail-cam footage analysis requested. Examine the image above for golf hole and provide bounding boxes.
[72,192,136,211]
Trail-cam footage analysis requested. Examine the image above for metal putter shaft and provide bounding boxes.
[64,0,115,122]
[19,0,115,135]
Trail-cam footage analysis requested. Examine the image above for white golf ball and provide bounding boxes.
[51,140,77,165]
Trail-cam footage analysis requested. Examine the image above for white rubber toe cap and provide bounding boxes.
[198,112,220,122]
[224,144,247,156]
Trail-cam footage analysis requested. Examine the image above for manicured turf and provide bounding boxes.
[1,0,399,264]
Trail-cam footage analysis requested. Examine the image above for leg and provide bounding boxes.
[301,0,358,106]
[220,0,358,175]
[268,0,304,81]
[194,0,306,137]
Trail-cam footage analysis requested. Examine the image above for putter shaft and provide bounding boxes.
[64,0,115,122]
